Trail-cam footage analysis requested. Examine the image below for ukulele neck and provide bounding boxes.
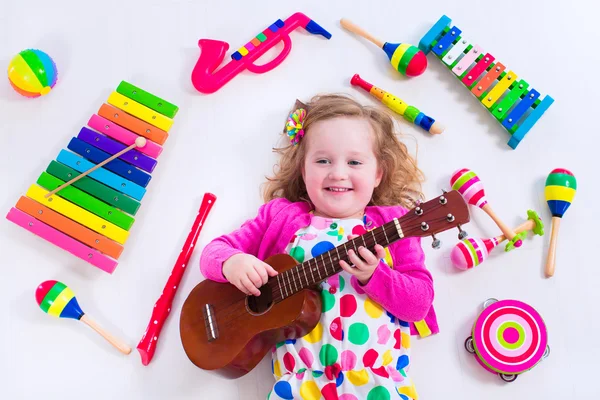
[271,218,403,301]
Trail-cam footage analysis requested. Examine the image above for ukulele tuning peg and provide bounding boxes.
[441,188,448,194]
[457,224,468,240]
[431,234,441,249]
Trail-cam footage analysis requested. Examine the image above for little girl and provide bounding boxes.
[199,94,438,400]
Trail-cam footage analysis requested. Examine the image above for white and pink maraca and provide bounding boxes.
[451,210,544,269]
[450,168,519,244]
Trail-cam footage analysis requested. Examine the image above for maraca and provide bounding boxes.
[451,210,544,269]
[544,168,576,277]
[340,18,427,77]
[451,168,519,244]
[36,280,131,354]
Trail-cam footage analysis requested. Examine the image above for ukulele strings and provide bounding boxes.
[269,214,449,303]
[212,209,451,329]
[269,202,452,302]
[213,210,451,328]
[211,227,400,330]
[213,212,452,329]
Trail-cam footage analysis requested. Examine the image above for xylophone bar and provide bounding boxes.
[36,172,135,231]
[107,92,174,132]
[98,104,168,145]
[26,185,130,245]
[7,81,177,272]
[46,161,141,216]
[14,196,124,259]
[116,81,179,119]
[56,150,146,201]
[77,127,157,173]
[419,15,553,149]
[67,137,152,188]
[88,114,163,159]
[6,208,118,273]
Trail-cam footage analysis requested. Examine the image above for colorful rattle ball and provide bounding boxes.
[7,49,58,98]
[383,42,428,77]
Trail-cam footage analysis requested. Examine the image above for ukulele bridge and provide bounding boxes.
[203,304,219,342]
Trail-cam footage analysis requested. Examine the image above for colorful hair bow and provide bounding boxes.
[286,108,307,145]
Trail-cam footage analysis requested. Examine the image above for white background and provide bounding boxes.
[0,1,596,399]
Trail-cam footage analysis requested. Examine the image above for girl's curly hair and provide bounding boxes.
[262,94,424,209]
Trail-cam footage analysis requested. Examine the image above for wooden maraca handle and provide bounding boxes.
[482,204,517,241]
[545,217,561,277]
[340,18,385,48]
[494,219,535,242]
[44,137,147,198]
[81,314,131,355]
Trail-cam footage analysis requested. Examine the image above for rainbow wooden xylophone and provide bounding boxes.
[6,81,178,274]
[419,15,554,149]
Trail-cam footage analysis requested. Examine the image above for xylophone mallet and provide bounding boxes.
[44,137,147,198]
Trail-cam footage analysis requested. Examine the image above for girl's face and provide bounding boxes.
[302,116,382,219]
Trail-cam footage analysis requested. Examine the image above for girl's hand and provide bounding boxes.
[222,253,278,296]
[339,234,386,285]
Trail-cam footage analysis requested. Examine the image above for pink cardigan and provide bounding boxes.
[200,198,439,336]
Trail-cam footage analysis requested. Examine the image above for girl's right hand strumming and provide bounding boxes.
[222,253,279,296]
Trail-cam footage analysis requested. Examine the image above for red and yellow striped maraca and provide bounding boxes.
[36,280,131,354]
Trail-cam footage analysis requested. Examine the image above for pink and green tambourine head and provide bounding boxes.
[472,299,548,375]
[36,280,84,320]
[450,168,487,208]
[545,168,576,218]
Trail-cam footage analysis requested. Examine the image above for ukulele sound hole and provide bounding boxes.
[246,284,273,315]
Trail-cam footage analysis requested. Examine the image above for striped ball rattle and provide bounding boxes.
[465,298,549,382]
[8,49,58,97]
[36,280,131,354]
[340,18,427,77]
[451,210,544,270]
[544,168,576,277]
[451,168,519,245]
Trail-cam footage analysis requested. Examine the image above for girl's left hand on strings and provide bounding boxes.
[339,234,386,285]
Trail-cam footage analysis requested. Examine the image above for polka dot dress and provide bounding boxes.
[268,214,418,400]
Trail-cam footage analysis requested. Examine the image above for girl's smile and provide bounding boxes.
[302,116,382,220]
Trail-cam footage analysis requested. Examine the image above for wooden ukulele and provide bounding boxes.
[179,190,469,378]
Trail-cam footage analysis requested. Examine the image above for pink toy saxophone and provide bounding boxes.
[191,12,332,94]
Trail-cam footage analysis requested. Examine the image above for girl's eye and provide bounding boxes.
[349,160,362,166]
[317,159,330,164]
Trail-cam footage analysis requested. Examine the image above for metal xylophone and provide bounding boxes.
[419,15,554,149]
[6,81,178,274]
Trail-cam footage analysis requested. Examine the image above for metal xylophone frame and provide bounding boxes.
[6,81,178,273]
[419,15,554,149]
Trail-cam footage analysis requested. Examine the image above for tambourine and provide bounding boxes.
[464,298,549,382]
